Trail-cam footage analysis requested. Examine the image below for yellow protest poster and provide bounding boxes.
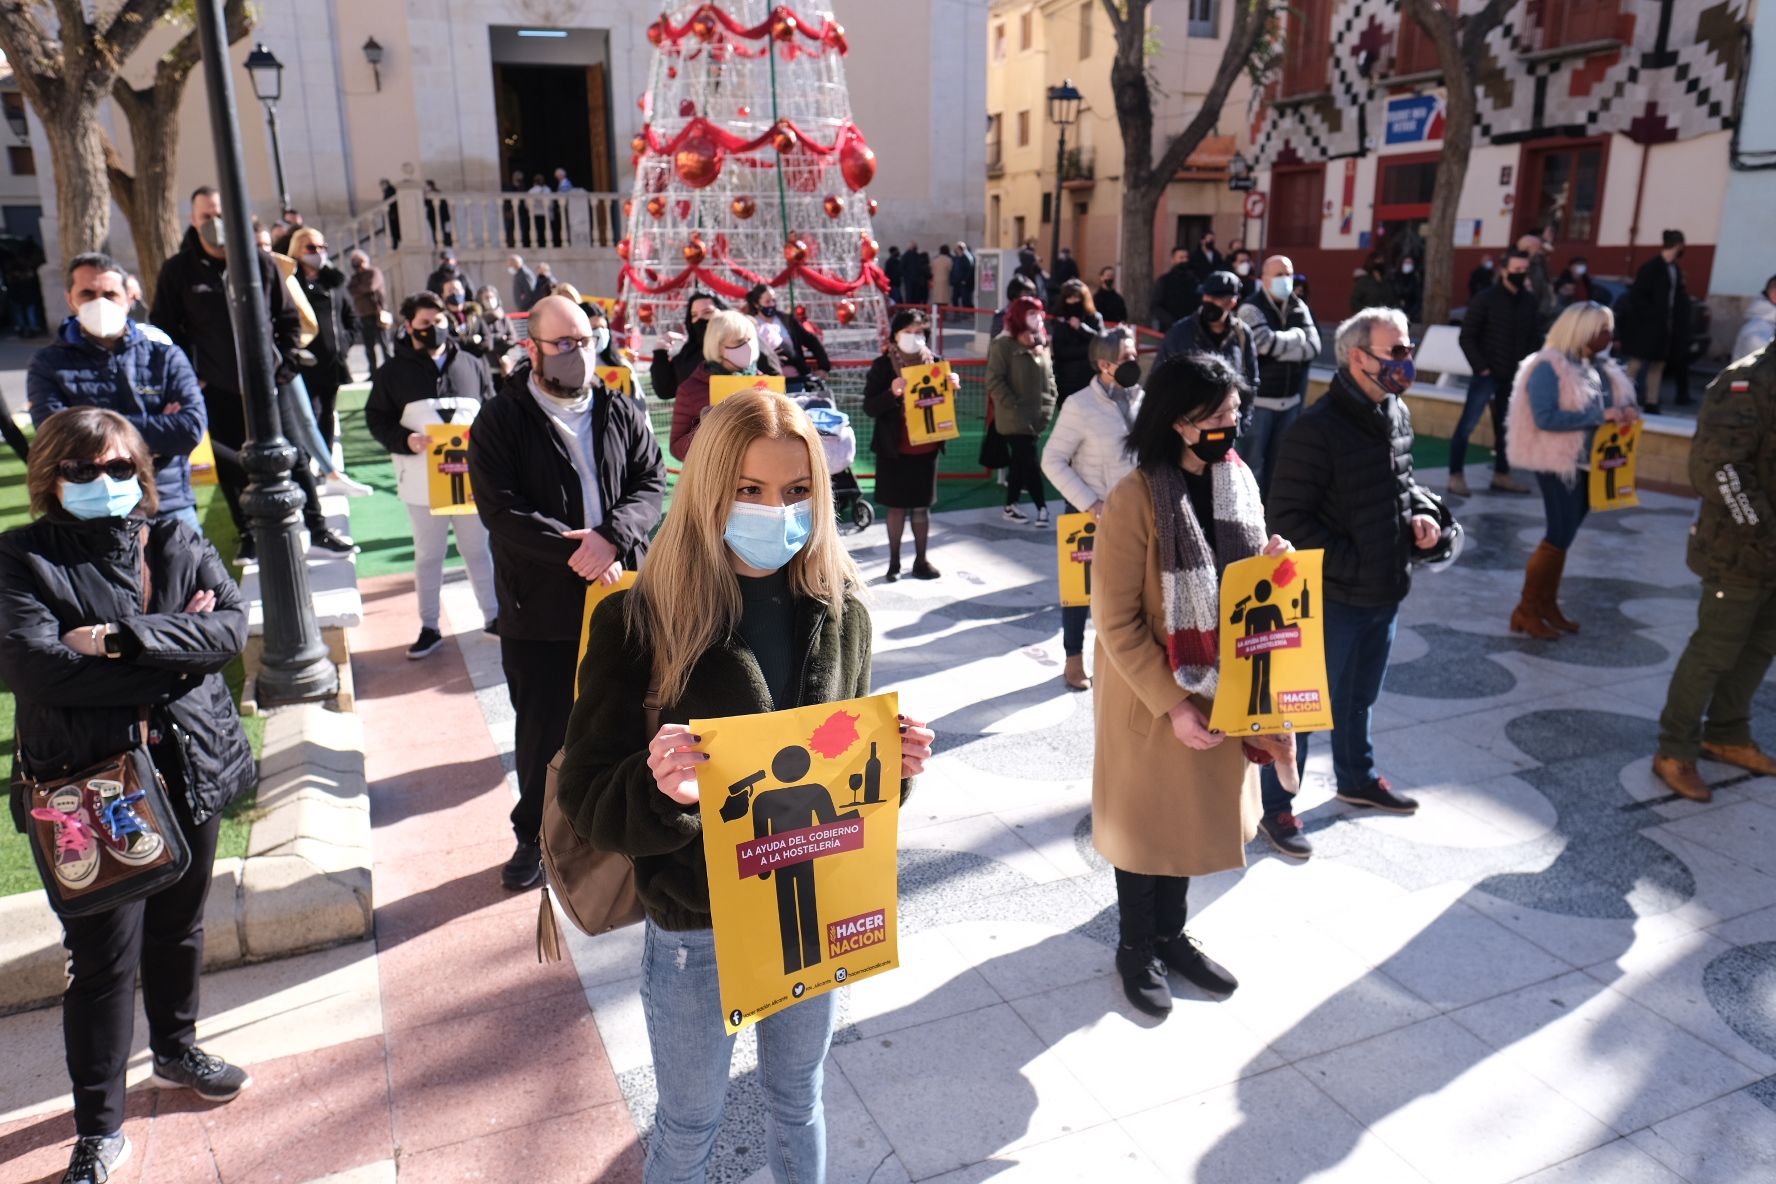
[692,693,902,1034]
[189,432,218,486]
[1589,420,1641,511]
[1055,511,1096,608]
[900,362,960,446]
[709,373,787,406]
[1208,549,1334,737]
[574,570,638,696]
[599,366,636,398]
[425,423,477,516]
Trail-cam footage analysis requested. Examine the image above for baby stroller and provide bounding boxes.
[796,385,874,534]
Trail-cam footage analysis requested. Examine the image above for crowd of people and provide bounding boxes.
[4,187,1775,1184]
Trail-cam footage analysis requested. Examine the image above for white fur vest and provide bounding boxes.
[1506,348,1636,482]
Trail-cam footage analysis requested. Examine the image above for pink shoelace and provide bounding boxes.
[31,805,96,856]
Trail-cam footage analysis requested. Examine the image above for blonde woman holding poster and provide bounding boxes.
[556,390,935,1184]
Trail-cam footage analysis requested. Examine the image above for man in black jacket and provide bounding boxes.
[1262,307,1444,857]
[1154,272,1258,430]
[903,242,932,305]
[951,242,977,309]
[1152,247,1199,331]
[1188,231,1224,285]
[469,295,667,888]
[1452,248,1537,497]
[748,285,830,389]
[152,187,352,560]
[1093,266,1128,324]
[1621,229,1688,414]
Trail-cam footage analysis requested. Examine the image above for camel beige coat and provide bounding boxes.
[1089,468,1261,877]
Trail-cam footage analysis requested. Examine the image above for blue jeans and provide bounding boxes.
[1448,374,1508,477]
[1535,471,1589,550]
[641,921,836,1184]
[1260,598,1400,814]
[1238,400,1301,498]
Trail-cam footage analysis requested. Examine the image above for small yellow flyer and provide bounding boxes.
[574,571,638,696]
[425,423,477,515]
[599,366,635,398]
[1055,511,1096,608]
[1589,420,1641,511]
[189,432,218,486]
[900,362,960,446]
[709,373,787,406]
[692,693,902,1033]
[1208,550,1333,736]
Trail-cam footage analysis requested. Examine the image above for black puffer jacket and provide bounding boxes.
[1267,372,1427,608]
[1459,280,1541,382]
[2,515,254,831]
[468,363,667,642]
[1049,307,1104,404]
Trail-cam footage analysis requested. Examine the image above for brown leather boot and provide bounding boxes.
[1509,542,1561,640]
[1653,755,1713,802]
[1542,545,1580,633]
[1701,742,1776,776]
[1063,654,1091,692]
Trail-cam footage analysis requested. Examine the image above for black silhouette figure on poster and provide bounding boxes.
[1229,579,1301,717]
[906,371,946,438]
[741,745,861,975]
[1599,429,1634,502]
[1065,520,1097,598]
[842,742,885,809]
[432,434,471,505]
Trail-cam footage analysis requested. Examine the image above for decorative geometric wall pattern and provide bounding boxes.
[1250,0,1749,167]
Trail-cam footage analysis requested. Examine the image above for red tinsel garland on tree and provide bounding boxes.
[648,4,849,53]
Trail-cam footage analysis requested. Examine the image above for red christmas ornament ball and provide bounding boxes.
[738,104,751,118]
[646,195,667,219]
[630,134,648,157]
[690,12,719,41]
[771,124,799,154]
[683,237,707,266]
[667,66,678,79]
[860,235,879,262]
[617,238,631,261]
[647,20,665,47]
[622,199,634,220]
[835,299,857,325]
[638,304,656,326]
[678,98,696,118]
[674,128,723,188]
[822,194,846,218]
[867,198,880,216]
[730,195,758,220]
[674,198,692,219]
[783,238,810,265]
[839,133,877,191]
[771,11,798,41]
[825,22,848,54]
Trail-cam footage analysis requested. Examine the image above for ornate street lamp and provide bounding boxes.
[362,37,384,92]
[243,42,291,210]
[1046,80,1083,275]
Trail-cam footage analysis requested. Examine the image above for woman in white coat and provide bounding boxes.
[1041,328,1144,690]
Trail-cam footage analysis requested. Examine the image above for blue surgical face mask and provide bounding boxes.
[590,326,611,356]
[61,474,142,520]
[1269,275,1294,301]
[725,500,813,572]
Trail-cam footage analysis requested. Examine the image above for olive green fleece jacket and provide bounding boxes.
[556,588,908,931]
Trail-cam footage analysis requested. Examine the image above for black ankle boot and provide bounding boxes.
[1115,942,1173,1017]
[1156,931,1238,995]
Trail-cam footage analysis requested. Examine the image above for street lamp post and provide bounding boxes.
[244,43,290,211]
[1046,80,1083,279]
[195,2,338,703]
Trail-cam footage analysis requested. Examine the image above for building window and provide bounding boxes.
[1280,0,1330,96]
[1522,141,1606,244]
[7,145,35,176]
[1041,192,1052,224]
[1376,157,1439,220]
[993,22,1006,61]
[1544,0,1620,49]
[990,194,1002,245]
[1017,110,1030,147]
[1079,1,1093,58]
[1020,11,1033,51]
[1188,0,1219,38]
[1271,165,1324,247]
[1394,1,1446,76]
[1013,214,1027,246]
[987,114,1003,174]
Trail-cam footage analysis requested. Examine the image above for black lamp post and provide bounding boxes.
[243,43,290,211]
[362,37,384,92]
[1046,80,1083,276]
[196,3,338,703]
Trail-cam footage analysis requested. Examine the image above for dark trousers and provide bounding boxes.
[1535,471,1590,549]
[363,325,392,373]
[1115,868,1189,946]
[1659,581,1776,762]
[306,362,343,458]
[501,636,579,844]
[1003,434,1047,510]
[208,396,329,535]
[1261,598,1400,814]
[1448,374,1512,477]
[61,792,222,1136]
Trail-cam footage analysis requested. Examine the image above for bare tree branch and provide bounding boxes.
[0,1,62,80]
[1098,0,1129,37]
[98,0,170,66]
[1147,0,1263,193]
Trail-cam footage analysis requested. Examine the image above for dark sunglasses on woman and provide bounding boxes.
[57,458,139,483]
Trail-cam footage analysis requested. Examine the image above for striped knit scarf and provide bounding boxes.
[1147,454,1269,701]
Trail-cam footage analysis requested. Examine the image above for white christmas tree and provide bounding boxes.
[618,1,891,358]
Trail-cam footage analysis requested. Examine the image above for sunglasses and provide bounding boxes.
[58,458,138,483]
[1363,343,1417,364]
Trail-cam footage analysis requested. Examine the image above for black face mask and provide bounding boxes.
[1113,360,1142,389]
[1200,302,1228,325]
[412,323,445,350]
[1189,424,1238,464]
[1502,272,1526,289]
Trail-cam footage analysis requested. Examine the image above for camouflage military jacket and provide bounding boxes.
[1688,346,1776,586]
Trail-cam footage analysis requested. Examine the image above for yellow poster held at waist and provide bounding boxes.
[599,366,635,398]
[692,693,902,1034]
[900,362,960,446]
[709,373,787,406]
[189,433,218,486]
[574,571,638,697]
[1588,420,1641,511]
[1055,511,1096,608]
[1208,550,1334,736]
[425,424,477,515]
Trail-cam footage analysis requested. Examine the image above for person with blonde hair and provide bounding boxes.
[557,389,935,1183]
[1503,300,1639,640]
[669,307,764,460]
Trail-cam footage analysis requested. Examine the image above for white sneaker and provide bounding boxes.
[326,473,374,497]
[1002,505,1029,523]
[1035,506,1050,527]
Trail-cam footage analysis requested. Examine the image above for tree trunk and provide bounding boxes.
[110,90,185,304]
[1107,5,1158,325]
[40,108,113,258]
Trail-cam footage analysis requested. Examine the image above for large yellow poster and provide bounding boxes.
[693,693,902,1034]
[599,366,635,398]
[709,373,787,406]
[425,423,477,516]
[574,570,638,697]
[189,433,218,486]
[900,362,960,446]
[1208,550,1333,736]
[1055,511,1096,607]
[1589,420,1641,511]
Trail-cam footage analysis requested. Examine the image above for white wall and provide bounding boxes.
[1717,16,1776,298]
